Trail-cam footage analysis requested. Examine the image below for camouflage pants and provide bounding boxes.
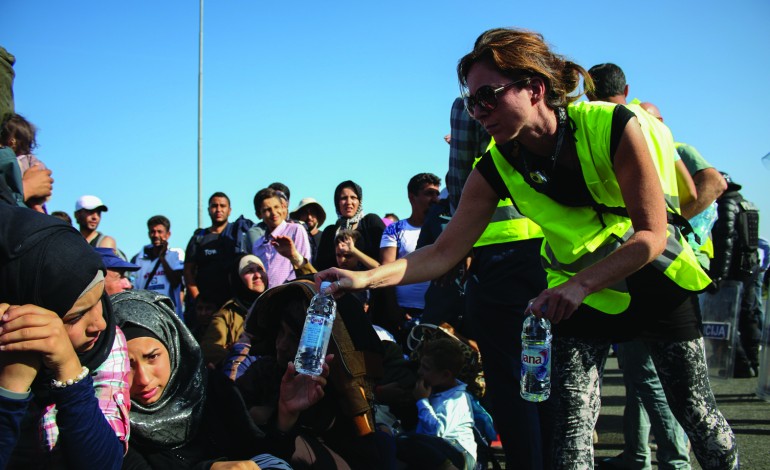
[552,337,738,469]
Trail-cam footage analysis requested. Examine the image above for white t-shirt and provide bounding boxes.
[134,246,185,317]
[380,219,430,309]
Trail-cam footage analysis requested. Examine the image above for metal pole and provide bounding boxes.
[197,0,204,228]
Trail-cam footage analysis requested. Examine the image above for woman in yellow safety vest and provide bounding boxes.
[317,28,736,469]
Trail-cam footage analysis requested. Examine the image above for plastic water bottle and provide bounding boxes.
[294,281,336,376]
[520,312,552,402]
[686,202,718,251]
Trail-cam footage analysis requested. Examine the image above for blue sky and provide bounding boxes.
[2,0,769,258]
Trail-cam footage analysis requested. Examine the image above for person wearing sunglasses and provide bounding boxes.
[317,27,737,470]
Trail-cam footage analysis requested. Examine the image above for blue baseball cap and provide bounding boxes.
[95,247,140,271]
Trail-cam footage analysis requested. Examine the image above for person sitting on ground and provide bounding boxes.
[112,289,331,470]
[396,338,476,470]
[0,204,130,469]
[96,247,140,295]
[334,229,374,309]
[383,213,399,226]
[336,228,380,270]
[0,113,50,213]
[50,210,71,225]
[335,229,401,338]
[200,254,270,367]
[239,279,394,469]
[190,292,219,341]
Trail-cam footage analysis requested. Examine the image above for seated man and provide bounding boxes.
[96,247,139,295]
[241,278,391,469]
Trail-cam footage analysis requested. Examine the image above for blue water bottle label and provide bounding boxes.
[521,345,550,380]
[302,317,326,347]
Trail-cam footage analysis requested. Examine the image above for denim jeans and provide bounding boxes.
[617,340,690,469]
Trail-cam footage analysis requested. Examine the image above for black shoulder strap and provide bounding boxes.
[591,201,698,244]
[143,256,164,290]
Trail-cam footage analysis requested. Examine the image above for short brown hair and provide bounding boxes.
[334,228,360,244]
[420,338,465,377]
[147,215,170,231]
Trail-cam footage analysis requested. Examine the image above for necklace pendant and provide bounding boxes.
[530,171,549,186]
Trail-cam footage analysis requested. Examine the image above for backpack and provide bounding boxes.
[243,279,385,435]
[736,198,760,276]
[225,215,256,253]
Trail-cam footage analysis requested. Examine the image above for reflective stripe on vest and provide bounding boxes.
[472,141,543,247]
[487,101,711,314]
[626,100,681,212]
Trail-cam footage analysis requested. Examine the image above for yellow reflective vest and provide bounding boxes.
[487,101,712,314]
[472,140,543,248]
[626,99,681,212]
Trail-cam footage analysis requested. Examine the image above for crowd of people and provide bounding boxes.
[0,27,764,470]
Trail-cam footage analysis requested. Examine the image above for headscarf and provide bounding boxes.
[231,254,263,309]
[333,180,364,230]
[110,290,206,449]
[0,204,115,372]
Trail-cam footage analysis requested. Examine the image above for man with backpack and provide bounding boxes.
[184,192,253,316]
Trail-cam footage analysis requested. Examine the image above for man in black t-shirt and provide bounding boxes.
[184,192,238,314]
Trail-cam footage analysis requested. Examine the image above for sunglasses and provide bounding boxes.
[463,77,530,117]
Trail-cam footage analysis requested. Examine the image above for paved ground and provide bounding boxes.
[594,357,770,469]
[483,356,770,469]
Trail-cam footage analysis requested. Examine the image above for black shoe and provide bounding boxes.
[598,454,628,469]
[734,364,757,378]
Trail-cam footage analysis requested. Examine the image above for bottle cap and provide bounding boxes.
[320,281,332,292]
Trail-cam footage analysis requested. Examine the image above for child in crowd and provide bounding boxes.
[0,113,48,213]
[335,229,372,309]
[397,338,476,470]
[335,228,379,270]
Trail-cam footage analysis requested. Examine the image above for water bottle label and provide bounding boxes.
[302,317,327,347]
[521,345,550,380]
